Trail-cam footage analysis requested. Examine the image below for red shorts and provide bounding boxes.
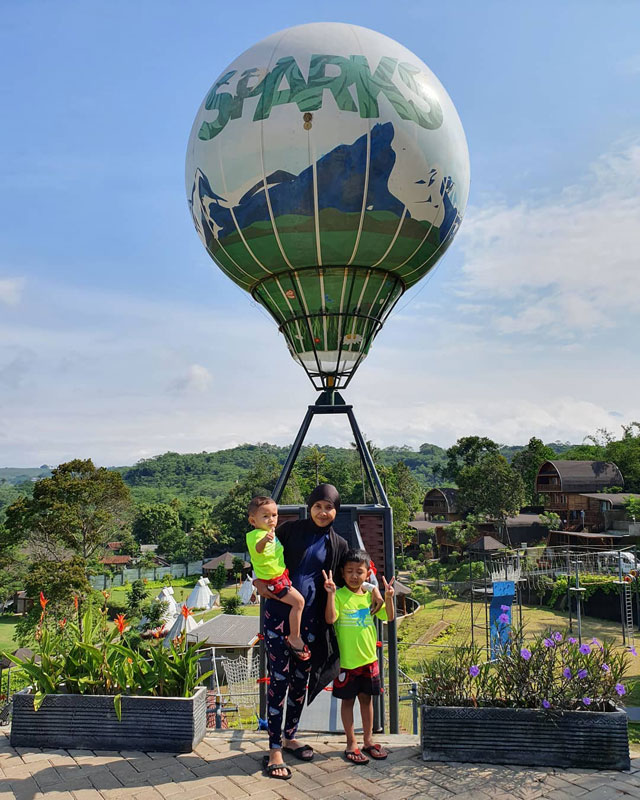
[266,569,292,598]
[332,660,381,699]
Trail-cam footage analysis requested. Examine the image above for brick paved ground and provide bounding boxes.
[2,729,640,800]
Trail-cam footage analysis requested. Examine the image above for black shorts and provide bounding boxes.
[332,661,381,699]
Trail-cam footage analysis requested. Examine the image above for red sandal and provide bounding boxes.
[345,749,369,764]
[285,637,311,661]
[363,743,388,759]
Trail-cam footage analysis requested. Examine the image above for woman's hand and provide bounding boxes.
[253,578,278,601]
[322,569,337,594]
[382,575,395,599]
[369,586,384,614]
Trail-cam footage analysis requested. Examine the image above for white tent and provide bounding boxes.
[186,577,216,610]
[163,609,202,647]
[155,586,180,625]
[139,586,179,631]
[238,577,257,605]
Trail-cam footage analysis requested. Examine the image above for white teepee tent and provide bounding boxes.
[238,576,257,605]
[155,586,179,625]
[186,577,216,609]
[163,607,201,647]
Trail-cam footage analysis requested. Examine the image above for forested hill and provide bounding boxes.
[118,440,574,501]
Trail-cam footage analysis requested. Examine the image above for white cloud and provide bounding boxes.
[457,140,640,336]
[0,277,25,306]
[168,364,214,395]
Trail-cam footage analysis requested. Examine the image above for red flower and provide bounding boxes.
[181,605,192,619]
[39,592,48,610]
[115,613,127,634]
[73,596,79,611]
[152,629,161,639]
[59,618,67,629]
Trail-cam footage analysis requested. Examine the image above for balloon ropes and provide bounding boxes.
[186,22,469,391]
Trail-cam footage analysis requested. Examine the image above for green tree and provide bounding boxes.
[624,496,640,520]
[511,437,556,505]
[389,494,412,558]
[0,529,27,606]
[15,557,92,645]
[132,502,181,546]
[117,529,141,558]
[5,459,132,565]
[232,556,245,585]
[126,579,149,619]
[298,446,328,493]
[445,436,500,482]
[210,563,228,592]
[391,461,422,512]
[457,454,525,544]
[446,518,481,549]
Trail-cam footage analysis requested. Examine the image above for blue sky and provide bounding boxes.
[1,0,639,466]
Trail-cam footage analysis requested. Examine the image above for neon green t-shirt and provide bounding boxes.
[333,586,388,670]
[246,528,286,580]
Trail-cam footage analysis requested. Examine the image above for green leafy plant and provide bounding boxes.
[2,593,212,719]
[419,628,633,712]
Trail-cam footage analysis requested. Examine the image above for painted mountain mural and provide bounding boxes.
[189,122,461,289]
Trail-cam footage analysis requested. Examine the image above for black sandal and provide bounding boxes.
[262,754,292,780]
[283,744,314,761]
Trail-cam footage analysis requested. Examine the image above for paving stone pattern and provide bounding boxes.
[2,730,640,799]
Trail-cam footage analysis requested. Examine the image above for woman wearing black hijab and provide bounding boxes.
[255,484,379,779]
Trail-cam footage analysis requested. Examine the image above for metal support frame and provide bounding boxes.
[261,391,400,734]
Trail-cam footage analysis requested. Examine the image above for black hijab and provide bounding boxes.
[307,483,341,515]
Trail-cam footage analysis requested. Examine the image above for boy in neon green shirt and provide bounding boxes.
[323,548,395,764]
[246,496,309,660]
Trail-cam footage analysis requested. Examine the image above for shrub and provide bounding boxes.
[221,595,243,615]
[419,629,633,711]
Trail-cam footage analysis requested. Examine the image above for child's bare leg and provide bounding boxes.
[279,586,305,650]
[341,697,357,753]
[359,692,375,748]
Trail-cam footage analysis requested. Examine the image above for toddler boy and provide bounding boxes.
[246,496,309,660]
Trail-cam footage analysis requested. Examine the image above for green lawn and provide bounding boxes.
[396,591,640,679]
[0,615,17,654]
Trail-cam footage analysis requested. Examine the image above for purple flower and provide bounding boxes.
[500,605,509,612]
[616,683,626,696]
[583,697,592,706]
[498,613,510,624]
[591,637,600,646]
[577,669,588,679]
[601,663,610,673]
[563,667,572,679]
[542,699,550,709]
[568,637,577,644]
[543,638,554,648]
[628,646,638,657]
[520,648,532,661]
[469,665,480,678]
[553,631,563,642]
[579,644,591,655]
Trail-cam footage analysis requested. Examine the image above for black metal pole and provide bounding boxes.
[346,407,384,505]
[272,406,316,502]
[268,395,399,734]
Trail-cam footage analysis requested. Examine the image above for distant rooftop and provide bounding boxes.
[186,614,259,647]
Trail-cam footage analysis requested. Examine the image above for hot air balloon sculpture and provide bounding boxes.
[186,23,469,391]
[185,23,469,732]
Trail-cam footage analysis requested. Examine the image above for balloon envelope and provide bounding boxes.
[186,22,469,389]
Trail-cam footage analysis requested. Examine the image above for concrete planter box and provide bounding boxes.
[422,704,630,770]
[10,686,206,753]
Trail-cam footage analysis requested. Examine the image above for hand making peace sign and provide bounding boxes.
[382,575,395,599]
[322,569,337,594]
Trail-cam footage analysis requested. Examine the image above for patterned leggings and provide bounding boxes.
[264,608,312,749]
